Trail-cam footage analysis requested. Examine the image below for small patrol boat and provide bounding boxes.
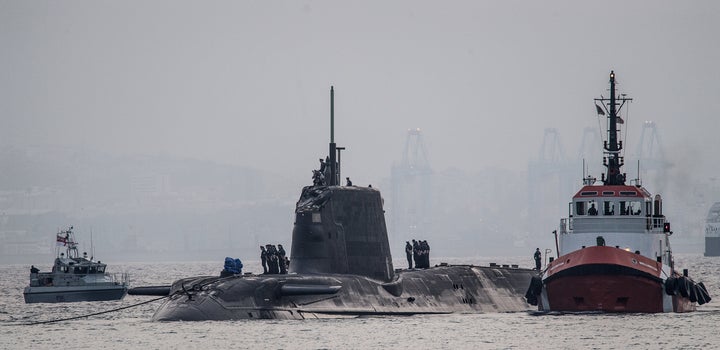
[23,226,128,303]
[525,71,711,312]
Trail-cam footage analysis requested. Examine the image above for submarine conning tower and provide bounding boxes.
[289,86,394,282]
[290,186,394,282]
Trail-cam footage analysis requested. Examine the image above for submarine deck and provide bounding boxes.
[152,264,536,321]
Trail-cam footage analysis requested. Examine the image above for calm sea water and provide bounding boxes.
[1,255,718,349]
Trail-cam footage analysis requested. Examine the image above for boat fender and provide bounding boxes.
[524,275,542,306]
[688,282,698,303]
[677,277,690,298]
[697,282,711,305]
[688,280,698,303]
[664,277,677,296]
[695,289,707,305]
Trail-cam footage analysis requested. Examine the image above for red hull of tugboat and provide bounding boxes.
[541,246,694,313]
[544,274,663,312]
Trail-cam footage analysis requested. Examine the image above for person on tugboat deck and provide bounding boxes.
[534,248,542,270]
[588,203,598,215]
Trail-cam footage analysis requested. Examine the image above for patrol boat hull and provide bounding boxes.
[23,285,128,304]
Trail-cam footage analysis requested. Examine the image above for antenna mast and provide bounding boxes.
[595,71,632,185]
[329,86,337,186]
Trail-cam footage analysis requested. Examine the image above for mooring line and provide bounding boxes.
[25,295,169,326]
[22,278,226,326]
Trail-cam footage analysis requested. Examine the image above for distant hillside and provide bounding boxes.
[0,145,300,263]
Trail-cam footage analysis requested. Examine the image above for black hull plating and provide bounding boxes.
[152,265,536,321]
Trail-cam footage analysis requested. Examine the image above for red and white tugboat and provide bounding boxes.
[526,71,710,313]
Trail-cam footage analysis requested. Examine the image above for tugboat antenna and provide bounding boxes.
[595,71,632,185]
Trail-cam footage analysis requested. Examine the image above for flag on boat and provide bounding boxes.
[595,103,605,115]
[56,234,67,246]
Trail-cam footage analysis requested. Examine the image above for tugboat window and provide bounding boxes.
[604,201,615,215]
[629,201,642,215]
[576,201,586,215]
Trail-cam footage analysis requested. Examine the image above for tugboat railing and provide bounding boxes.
[560,216,666,234]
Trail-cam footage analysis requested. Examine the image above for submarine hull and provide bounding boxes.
[152,265,536,321]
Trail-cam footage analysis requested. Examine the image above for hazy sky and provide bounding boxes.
[2,1,719,186]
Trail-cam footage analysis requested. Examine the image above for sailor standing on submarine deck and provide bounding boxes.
[405,241,413,269]
[421,240,430,268]
[278,244,287,274]
[260,246,268,274]
[412,240,419,269]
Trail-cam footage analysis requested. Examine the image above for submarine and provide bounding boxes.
[149,87,536,321]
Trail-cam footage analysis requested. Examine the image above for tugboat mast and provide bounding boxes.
[596,71,632,185]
